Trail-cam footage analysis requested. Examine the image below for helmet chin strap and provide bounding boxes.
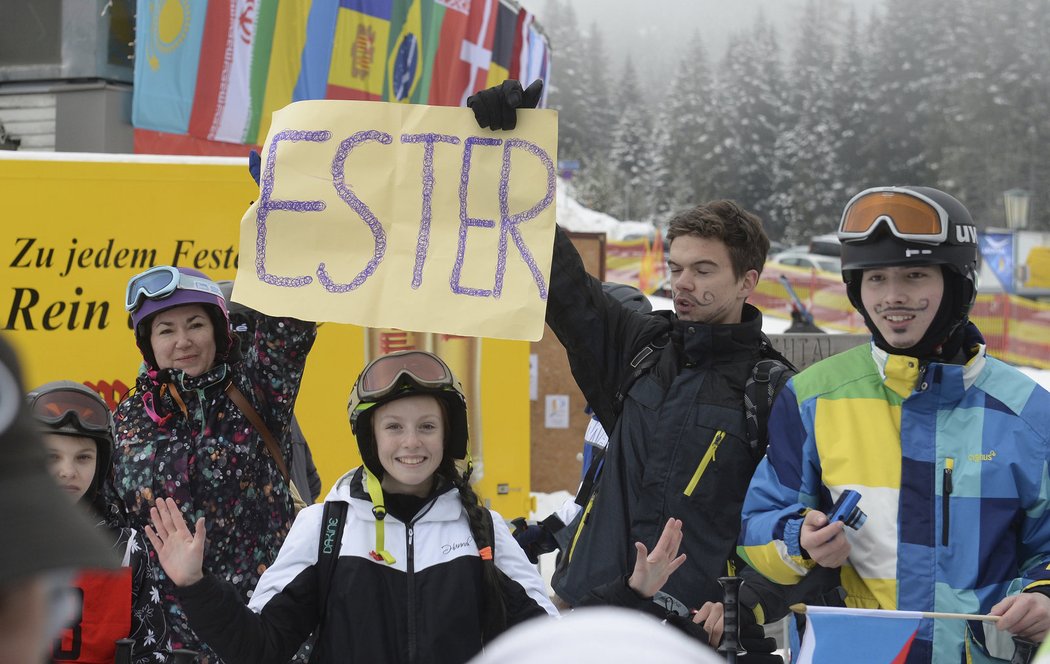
[363,466,396,565]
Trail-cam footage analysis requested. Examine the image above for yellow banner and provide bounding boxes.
[233,100,558,341]
[0,153,536,515]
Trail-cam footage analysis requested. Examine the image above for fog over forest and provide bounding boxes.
[519,0,1049,244]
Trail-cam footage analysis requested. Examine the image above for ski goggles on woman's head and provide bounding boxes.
[839,187,950,245]
[357,351,454,401]
[27,387,111,434]
[125,266,225,313]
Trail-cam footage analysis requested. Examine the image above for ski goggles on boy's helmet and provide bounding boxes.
[125,265,225,313]
[838,187,950,245]
[26,384,112,435]
[355,350,456,402]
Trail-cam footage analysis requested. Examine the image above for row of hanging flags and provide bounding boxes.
[131,0,551,155]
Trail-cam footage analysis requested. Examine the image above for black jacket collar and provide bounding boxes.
[671,303,765,366]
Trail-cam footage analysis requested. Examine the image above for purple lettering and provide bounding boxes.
[401,133,461,289]
[318,130,392,292]
[451,136,502,297]
[494,139,554,299]
[256,129,330,287]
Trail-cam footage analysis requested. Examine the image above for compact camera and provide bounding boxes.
[828,489,867,530]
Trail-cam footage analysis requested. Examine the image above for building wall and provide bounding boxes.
[0,0,134,153]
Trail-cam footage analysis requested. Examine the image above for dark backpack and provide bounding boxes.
[316,500,349,622]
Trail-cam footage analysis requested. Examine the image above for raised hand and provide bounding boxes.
[467,79,544,130]
[144,497,206,587]
[627,517,687,599]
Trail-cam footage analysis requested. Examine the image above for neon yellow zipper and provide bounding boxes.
[567,493,597,562]
[684,431,726,496]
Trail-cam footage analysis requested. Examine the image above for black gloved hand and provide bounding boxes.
[467,79,544,131]
[510,516,558,564]
[738,622,779,657]
[665,613,780,661]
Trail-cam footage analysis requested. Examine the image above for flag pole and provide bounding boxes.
[789,604,1001,623]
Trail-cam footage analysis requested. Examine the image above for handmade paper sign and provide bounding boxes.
[234,99,558,341]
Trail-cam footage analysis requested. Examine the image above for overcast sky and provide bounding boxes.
[517,0,881,90]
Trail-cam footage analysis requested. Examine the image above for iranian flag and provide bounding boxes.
[189,0,278,144]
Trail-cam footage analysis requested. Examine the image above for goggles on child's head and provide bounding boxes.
[356,351,455,401]
[838,187,950,245]
[28,387,112,434]
[124,266,225,313]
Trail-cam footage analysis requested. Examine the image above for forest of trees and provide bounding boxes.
[539,0,1050,244]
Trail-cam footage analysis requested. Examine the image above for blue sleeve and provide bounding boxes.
[737,382,822,585]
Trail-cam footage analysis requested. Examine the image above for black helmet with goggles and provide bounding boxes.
[837,186,980,358]
[838,186,979,278]
[348,351,469,479]
[26,381,114,502]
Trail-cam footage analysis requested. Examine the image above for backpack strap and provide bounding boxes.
[613,331,671,411]
[316,500,348,623]
[225,382,290,482]
[573,331,671,509]
[743,353,796,464]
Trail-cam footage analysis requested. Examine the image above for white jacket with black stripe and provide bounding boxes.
[175,467,558,663]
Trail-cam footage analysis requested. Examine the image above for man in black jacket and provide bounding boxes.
[469,81,792,660]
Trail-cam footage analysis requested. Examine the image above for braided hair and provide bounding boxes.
[432,400,507,642]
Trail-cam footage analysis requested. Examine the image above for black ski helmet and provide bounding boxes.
[347,351,469,480]
[602,282,653,314]
[26,381,114,504]
[838,186,980,357]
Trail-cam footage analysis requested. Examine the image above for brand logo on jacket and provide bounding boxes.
[323,516,340,554]
[442,539,474,555]
[968,450,996,462]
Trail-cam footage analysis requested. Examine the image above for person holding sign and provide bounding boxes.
[143,350,557,663]
[469,81,795,661]
[738,187,1050,662]
[112,266,317,659]
[27,380,171,663]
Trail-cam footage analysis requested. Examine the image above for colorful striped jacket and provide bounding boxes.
[738,328,1050,663]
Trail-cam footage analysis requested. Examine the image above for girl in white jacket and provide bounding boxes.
[145,350,557,663]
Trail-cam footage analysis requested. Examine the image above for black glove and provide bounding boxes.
[665,613,780,661]
[510,516,559,564]
[467,79,544,131]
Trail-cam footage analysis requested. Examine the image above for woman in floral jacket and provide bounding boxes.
[113,266,316,660]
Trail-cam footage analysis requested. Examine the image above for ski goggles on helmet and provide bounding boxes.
[839,187,950,245]
[125,266,225,313]
[27,387,112,434]
[356,351,455,402]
